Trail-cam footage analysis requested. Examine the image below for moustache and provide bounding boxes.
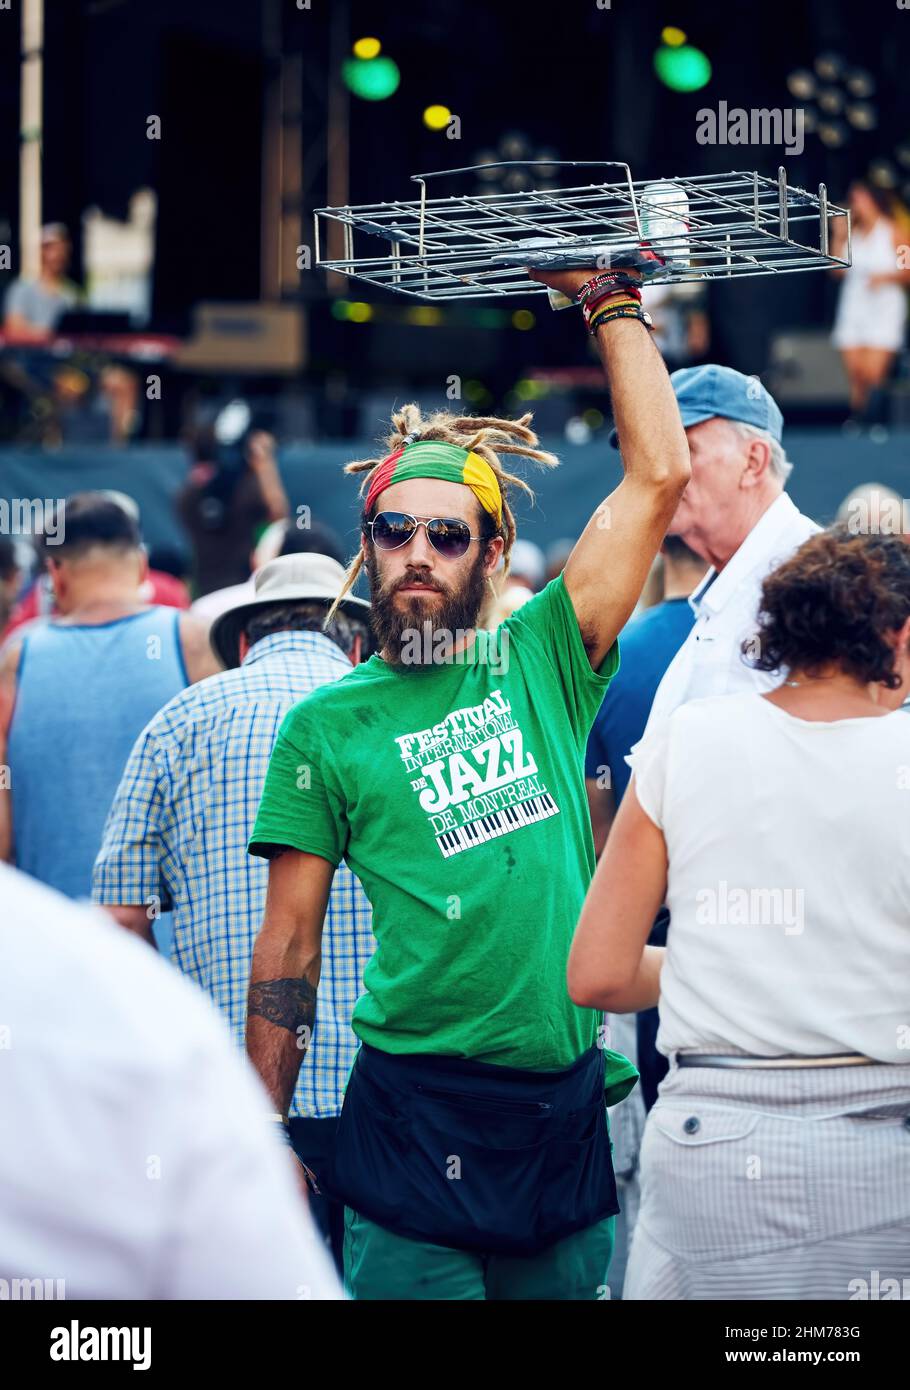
[391,572,448,596]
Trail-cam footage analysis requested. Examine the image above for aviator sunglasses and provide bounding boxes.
[365,510,490,561]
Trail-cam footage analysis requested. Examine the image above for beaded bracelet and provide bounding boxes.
[589,307,653,335]
[575,270,644,305]
[582,294,641,330]
[581,281,642,311]
[577,270,642,298]
[588,299,651,323]
[588,304,654,336]
[583,284,641,312]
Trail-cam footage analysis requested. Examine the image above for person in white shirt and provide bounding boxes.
[608,363,819,729]
[0,863,342,1300]
[612,365,820,1141]
[568,527,910,1300]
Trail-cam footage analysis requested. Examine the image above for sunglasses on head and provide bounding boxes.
[365,510,489,561]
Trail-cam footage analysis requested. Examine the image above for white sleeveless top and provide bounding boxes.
[629,693,910,1061]
[833,217,907,350]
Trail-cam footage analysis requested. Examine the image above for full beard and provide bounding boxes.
[365,547,489,666]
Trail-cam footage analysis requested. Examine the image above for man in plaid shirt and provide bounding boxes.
[93,553,375,1268]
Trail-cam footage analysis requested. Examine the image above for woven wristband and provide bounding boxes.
[576,270,643,304]
[577,271,640,298]
[584,282,643,305]
[583,295,641,329]
[582,290,641,324]
[588,304,654,336]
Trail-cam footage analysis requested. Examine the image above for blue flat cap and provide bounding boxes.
[608,363,784,448]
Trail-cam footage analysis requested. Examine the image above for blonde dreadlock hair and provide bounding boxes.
[324,405,559,625]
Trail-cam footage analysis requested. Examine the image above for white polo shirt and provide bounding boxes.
[643,491,819,733]
[0,864,342,1300]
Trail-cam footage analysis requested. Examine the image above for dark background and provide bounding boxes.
[2,0,907,379]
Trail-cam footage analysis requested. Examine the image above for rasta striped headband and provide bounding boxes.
[363,440,503,528]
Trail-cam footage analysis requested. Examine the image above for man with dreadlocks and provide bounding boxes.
[246,264,691,1300]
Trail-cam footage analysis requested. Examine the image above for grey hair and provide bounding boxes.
[243,601,371,658]
[731,421,793,484]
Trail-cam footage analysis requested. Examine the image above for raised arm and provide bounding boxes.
[529,269,690,668]
[246,849,334,1117]
[246,431,290,525]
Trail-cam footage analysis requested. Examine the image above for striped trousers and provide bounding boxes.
[624,1060,910,1300]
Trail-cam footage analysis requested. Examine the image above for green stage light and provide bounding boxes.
[654,43,711,93]
[342,55,400,101]
[330,299,373,322]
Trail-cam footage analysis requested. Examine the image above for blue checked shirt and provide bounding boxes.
[92,630,375,1119]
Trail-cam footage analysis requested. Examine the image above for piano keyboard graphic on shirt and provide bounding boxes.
[435,793,560,858]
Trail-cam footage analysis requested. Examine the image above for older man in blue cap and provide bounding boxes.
[612,364,819,727]
[603,367,819,1236]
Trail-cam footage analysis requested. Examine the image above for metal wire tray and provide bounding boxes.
[314,161,850,301]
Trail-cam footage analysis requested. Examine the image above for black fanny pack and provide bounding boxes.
[323,1042,619,1256]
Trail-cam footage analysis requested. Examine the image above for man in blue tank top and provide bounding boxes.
[0,493,219,899]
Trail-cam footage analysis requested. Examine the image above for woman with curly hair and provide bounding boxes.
[568,527,910,1299]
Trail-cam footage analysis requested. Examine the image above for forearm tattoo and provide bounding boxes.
[248,977,317,1035]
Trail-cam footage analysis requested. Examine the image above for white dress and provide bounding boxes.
[833,217,907,350]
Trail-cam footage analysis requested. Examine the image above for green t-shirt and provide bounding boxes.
[251,573,620,1071]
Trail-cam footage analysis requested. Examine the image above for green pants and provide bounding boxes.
[343,1208,615,1300]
